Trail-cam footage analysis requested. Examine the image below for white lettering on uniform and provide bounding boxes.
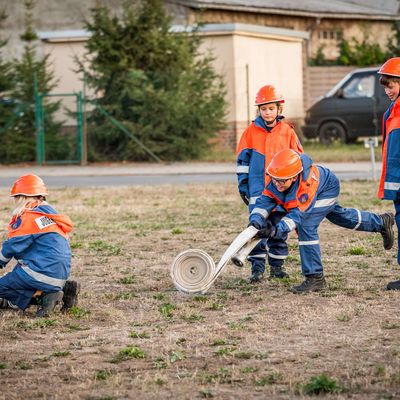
[35,216,56,230]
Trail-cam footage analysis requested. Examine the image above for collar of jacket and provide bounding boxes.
[253,115,285,131]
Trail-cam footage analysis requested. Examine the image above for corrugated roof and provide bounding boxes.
[171,0,400,19]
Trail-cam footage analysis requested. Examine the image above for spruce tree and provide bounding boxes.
[83,0,226,161]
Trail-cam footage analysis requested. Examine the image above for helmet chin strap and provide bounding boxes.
[265,117,277,126]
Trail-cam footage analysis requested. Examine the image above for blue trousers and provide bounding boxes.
[248,211,288,274]
[297,174,382,276]
[0,264,62,310]
[0,269,36,310]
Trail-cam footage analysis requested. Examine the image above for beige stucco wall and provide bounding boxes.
[41,40,91,125]
[199,31,304,144]
[43,41,87,94]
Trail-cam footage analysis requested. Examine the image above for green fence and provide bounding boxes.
[34,89,84,165]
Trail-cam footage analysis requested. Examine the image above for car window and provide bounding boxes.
[342,75,374,98]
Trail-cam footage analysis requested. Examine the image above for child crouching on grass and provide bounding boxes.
[0,174,80,317]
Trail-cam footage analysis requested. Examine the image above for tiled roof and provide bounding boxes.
[171,0,400,19]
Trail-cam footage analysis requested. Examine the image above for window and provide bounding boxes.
[342,74,374,98]
[318,30,342,41]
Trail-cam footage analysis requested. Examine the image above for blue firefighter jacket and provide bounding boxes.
[0,202,72,291]
[236,115,303,209]
[378,97,400,200]
[249,154,337,238]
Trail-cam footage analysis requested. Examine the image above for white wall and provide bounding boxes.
[232,34,304,121]
[199,30,304,143]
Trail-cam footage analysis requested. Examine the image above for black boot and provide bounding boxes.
[269,265,289,279]
[248,271,264,283]
[380,212,394,250]
[387,280,400,290]
[61,280,81,312]
[0,298,9,308]
[289,274,326,294]
[36,291,63,318]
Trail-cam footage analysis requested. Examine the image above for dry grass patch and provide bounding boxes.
[0,181,399,399]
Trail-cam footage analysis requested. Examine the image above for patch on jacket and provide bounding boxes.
[35,216,56,230]
[298,193,309,204]
[10,217,22,230]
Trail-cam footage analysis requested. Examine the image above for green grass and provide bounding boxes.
[348,247,367,255]
[95,369,117,380]
[112,346,146,363]
[119,275,135,284]
[254,372,282,386]
[129,330,150,339]
[182,313,205,322]
[153,358,167,369]
[15,319,58,330]
[69,306,91,318]
[303,141,382,162]
[159,303,176,319]
[201,140,381,163]
[300,373,343,395]
[169,351,184,363]
[52,351,71,357]
[89,240,121,255]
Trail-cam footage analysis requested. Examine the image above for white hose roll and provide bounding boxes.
[171,226,259,295]
[170,249,216,295]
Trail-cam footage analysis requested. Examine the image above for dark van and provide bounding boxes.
[302,67,391,144]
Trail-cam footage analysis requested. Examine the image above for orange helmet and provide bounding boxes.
[255,85,285,106]
[10,174,48,197]
[378,57,400,78]
[267,149,303,180]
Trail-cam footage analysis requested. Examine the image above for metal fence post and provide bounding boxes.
[34,75,44,165]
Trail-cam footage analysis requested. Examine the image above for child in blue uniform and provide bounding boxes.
[249,149,394,293]
[376,57,400,290]
[236,84,303,282]
[0,174,80,316]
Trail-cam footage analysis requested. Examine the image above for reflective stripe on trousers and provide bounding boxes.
[19,264,66,288]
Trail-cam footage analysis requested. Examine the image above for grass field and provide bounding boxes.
[201,141,382,163]
[0,181,399,399]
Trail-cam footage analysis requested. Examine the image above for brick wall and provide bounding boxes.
[303,66,355,111]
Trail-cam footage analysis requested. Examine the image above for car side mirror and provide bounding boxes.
[336,88,344,98]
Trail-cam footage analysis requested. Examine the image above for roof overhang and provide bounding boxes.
[39,23,309,44]
[171,0,400,21]
[38,30,91,42]
[194,22,309,41]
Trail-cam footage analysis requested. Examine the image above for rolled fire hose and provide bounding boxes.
[171,226,261,294]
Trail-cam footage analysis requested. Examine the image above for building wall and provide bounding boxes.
[184,9,395,62]
[303,66,355,110]
[199,30,304,148]
[41,40,93,125]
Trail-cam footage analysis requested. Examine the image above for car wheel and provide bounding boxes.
[319,121,347,145]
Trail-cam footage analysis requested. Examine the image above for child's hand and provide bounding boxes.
[255,221,276,238]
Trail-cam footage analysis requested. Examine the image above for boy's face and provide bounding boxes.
[271,176,297,192]
[384,81,400,101]
[259,103,279,125]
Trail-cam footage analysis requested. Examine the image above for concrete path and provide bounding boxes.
[0,161,382,187]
